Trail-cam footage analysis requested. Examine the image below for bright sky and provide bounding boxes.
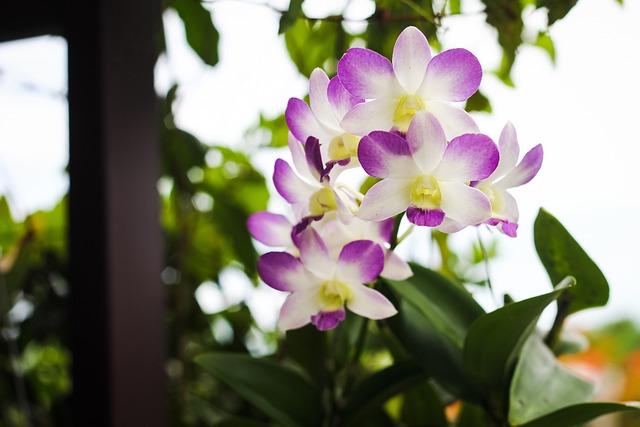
[1,0,639,331]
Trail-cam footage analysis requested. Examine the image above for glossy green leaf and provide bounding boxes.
[285,18,351,77]
[509,335,594,425]
[172,0,220,66]
[196,352,324,427]
[342,360,427,427]
[466,89,492,113]
[534,208,609,314]
[534,31,556,63]
[464,288,565,394]
[278,0,303,34]
[537,0,579,26]
[457,402,497,427]
[401,380,448,427]
[389,302,484,403]
[482,0,523,84]
[386,263,485,347]
[285,324,327,386]
[518,402,640,427]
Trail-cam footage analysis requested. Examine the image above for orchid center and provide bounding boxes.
[328,133,360,161]
[317,280,351,311]
[479,185,505,214]
[410,175,442,209]
[393,94,426,133]
[309,187,338,216]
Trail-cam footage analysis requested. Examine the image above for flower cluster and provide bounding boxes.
[249,26,543,331]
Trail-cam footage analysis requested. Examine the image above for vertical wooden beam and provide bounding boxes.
[67,1,165,426]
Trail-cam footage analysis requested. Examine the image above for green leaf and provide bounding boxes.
[518,402,640,427]
[463,288,565,396]
[284,18,352,77]
[536,0,579,26]
[342,361,428,427]
[534,208,609,314]
[278,0,303,34]
[449,0,461,14]
[285,324,327,386]
[509,335,594,425]
[466,89,492,113]
[457,402,496,427]
[388,302,484,403]
[401,380,448,427]
[0,196,19,250]
[172,0,220,66]
[482,0,523,85]
[196,352,324,427]
[533,31,556,64]
[386,263,485,347]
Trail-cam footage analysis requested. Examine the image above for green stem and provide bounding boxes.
[389,212,405,250]
[342,316,370,398]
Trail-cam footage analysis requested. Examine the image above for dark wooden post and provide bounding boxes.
[66,1,166,426]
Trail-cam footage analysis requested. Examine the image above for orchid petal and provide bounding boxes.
[377,217,395,243]
[492,121,520,178]
[278,290,322,331]
[347,285,397,320]
[311,309,346,330]
[380,250,413,280]
[258,252,311,292]
[285,97,328,144]
[336,240,384,284]
[439,182,492,226]
[340,98,398,136]
[406,206,445,226]
[405,111,447,172]
[437,217,466,234]
[495,144,543,189]
[418,48,482,101]
[358,130,421,178]
[496,189,519,222]
[297,228,335,279]
[338,47,403,99]
[327,76,363,121]
[309,68,336,127]
[434,133,498,182]
[392,26,432,93]
[358,178,412,221]
[305,136,324,181]
[247,211,293,248]
[287,133,317,183]
[273,159,317,203]
[424,101,480,139]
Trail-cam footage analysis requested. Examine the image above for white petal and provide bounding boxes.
[392,26,432,93]
[278,290,322,331]
[439,181,492,226]
[340,98,398,136]
[347,285,397,320]
[424,101,480,140]
[358,179,413,222]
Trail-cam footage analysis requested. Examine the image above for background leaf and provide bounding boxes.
[534,208,609,314]
[172,0,220,66]
[518,402,640,427]
[196,352,324,427]
[509,334,594,425]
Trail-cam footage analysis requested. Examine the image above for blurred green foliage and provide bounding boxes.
[0,0,632,426]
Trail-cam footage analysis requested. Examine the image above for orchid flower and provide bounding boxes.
[357,111,499,228]
[273,134,356,228]
[337,26,481,138]
[257,228,397,331]
[315,215,413,280]
[472,122,543,237]
[247,211,297,254]
[286,68,364,169]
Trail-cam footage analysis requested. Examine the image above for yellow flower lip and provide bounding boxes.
[410,175,442,209]
[328,133,360,161]
[309,187,338,216]
[393,94,426,133]
[318,280,351,311]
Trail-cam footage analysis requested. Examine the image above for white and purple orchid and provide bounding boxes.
[286,68,364,169]
[273,134,356,228]
[357,111,499,228]
[337,26,482,138]
[473,122,544,237]
[257,229,397,331]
